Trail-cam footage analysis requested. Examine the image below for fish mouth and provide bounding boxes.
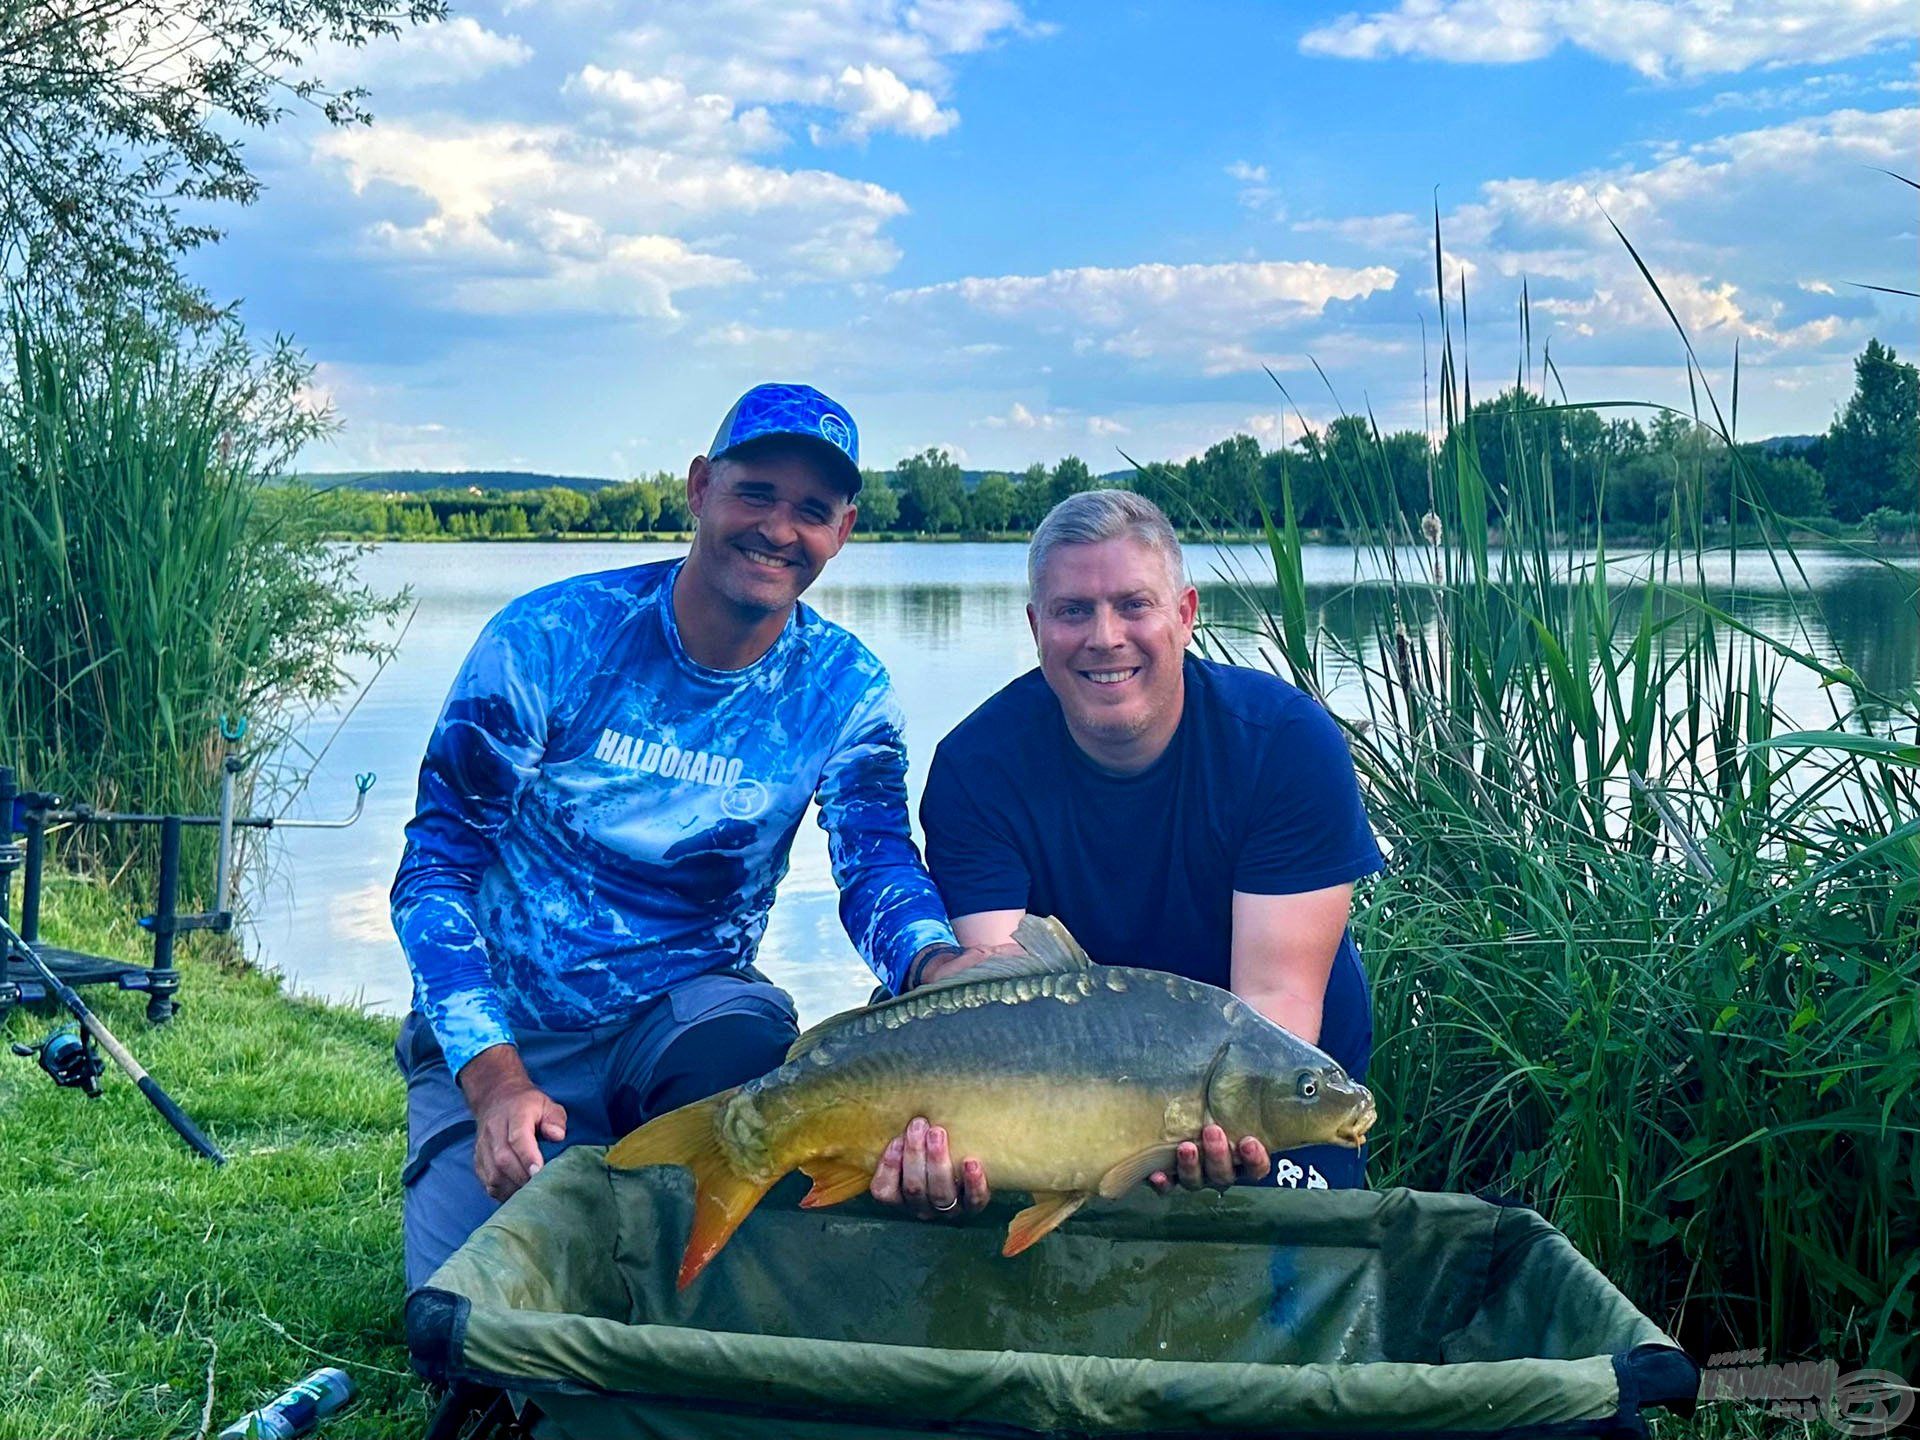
[1333,1096,1377,1148]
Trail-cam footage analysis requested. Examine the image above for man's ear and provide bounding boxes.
[833,502,858,547]
[687,455,712,519]
[1026,602,1040,650]
[1178,584,1199,638]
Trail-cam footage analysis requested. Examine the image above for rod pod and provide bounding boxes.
[0,912,225,1164]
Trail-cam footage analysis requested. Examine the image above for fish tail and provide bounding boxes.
[606,1089,778,1290]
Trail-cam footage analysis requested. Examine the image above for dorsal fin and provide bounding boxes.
[1010,912,1092,970]
[785,913,1095,1062]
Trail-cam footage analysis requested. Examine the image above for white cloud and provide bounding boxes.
[1243,412,1288,444]
[1301,0,1915,79]
[1293,211,1427,252]
[893,258,1398,373]
[1227,160,1276,211]
[614,0,1035,141]
[900,259,1396,324]
[699,321,803,346]
[1316,106,1913,365]
[299,2,1037,328]
[565,68,783,153]
[818,64,958,142]
[1087,415,1130,436]
[1689,69,1904,116]
[982,401,1058,430]
[323,16,532,89]
[317,118,908,316]
[309,417,481,473]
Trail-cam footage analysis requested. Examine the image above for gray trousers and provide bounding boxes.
[397,969,798,1289]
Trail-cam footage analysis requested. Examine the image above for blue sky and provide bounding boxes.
[198,1,1917,477]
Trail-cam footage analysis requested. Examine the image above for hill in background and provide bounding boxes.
[293,466,1137,494]
[289,469,618,494]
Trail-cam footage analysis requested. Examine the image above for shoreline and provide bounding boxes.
[313,528,1917,554]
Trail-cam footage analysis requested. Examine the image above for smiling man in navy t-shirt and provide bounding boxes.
[868,489,1383,1220]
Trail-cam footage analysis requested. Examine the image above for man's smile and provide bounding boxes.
[737,545,798,570]
[1080,666,1141,686]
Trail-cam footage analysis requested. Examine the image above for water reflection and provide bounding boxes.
[1198,560,1920,720]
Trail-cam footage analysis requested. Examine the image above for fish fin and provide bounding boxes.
[606,1090,778,1290]
[785,1015,847,1061]
[786,920,1094,1062]
[798,1158,874,1209]
[1096,1145,1179,1199]
[1002,1191,1088,1257]
[1010,913,1093,969]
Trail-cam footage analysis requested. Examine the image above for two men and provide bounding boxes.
[391,384,977,1286]
[393,387,1380,1285]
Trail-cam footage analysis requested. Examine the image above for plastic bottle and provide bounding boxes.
[216,1367,357,1439]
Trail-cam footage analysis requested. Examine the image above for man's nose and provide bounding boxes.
[1088,605,1124,649]
[756,502,800,547]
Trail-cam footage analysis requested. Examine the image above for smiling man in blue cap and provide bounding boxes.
[391,383,979,1286]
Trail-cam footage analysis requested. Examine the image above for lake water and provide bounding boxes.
[247,540,1918,1028]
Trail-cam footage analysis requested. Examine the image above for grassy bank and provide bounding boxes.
[0,878,422,1440]
[0,883,1858,1440]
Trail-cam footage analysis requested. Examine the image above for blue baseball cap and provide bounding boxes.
[708,383,862,496]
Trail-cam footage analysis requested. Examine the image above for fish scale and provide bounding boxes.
[608,915,1377,1289]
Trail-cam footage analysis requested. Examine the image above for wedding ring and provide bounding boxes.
[932,1195,960,1213]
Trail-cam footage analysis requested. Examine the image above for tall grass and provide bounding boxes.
[0,305,402,885]
[1236,243,1919,1378]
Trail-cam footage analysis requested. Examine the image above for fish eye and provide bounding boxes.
[1295,1071,1317,1100]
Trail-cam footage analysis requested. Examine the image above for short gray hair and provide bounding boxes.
[1027,489,1186,597]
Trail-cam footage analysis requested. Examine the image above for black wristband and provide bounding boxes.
[905,942,961,991]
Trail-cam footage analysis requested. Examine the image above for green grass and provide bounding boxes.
[0,882,1851,1439]
[0,878,423,1440]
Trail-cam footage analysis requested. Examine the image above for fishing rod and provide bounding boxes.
[2,909,226,1164]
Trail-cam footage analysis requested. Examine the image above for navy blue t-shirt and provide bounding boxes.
[920,655,1384,1084]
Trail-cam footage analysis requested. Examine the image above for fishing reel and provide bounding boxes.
[11,1024,105,1098]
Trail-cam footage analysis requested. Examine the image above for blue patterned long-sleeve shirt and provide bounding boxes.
[390,558,955,1076]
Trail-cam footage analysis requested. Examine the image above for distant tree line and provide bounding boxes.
[294,339,1916,542]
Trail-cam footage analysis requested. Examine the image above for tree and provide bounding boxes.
[855,472,900,531]
[1195,435,1262,528]
[1130,461,1187,525]
[1013,462,1052,529]
[652,474,692,531]
[895,449,965,533]
[1048,455,1093,512]
[2,0,446,303]
[1824,340,1919,522]
[533,488,591,534]
[970,471,1015,532]
[588,481,660,534]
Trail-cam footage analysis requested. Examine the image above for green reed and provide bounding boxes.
[1233,243,1918,1377]
[0,306,402,887]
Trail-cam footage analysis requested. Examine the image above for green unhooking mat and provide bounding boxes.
[406,1146,1697,1439]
